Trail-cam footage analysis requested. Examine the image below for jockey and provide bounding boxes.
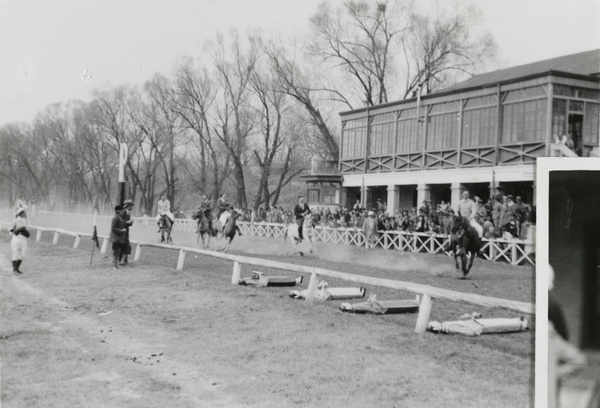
[217,193,230,218]
[294,196,311,243]
[456,191,483,238]
[155,195,174,231]
[197,195,213,231]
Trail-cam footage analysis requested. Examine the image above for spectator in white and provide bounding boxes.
[362,211,378,249]
[155,195,174,231]
[456,191,483,237]
[10,207,29,274]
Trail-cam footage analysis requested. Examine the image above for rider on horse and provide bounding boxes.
[456,191,483,238]
[217,193,230,217]
[294,196,311,243]
[195,194,213,232]
[155,195,174,232]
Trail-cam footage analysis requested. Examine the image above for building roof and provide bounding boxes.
[444,49,600,92]
[340,49,600,116]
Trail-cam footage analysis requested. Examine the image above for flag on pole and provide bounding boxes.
[90,205,99,266]
[92,225,99,249]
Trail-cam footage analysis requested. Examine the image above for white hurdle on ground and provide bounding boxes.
[0,221,534,335]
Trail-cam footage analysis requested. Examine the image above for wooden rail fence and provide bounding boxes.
[4,210,535,266]
[0,222,535,334]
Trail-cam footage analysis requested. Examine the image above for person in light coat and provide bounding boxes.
[362,211,378,249]
[10,207,28,274]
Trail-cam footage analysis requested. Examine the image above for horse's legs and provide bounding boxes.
[464,251,476,276]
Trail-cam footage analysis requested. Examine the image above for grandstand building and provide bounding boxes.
[306,49,600,214]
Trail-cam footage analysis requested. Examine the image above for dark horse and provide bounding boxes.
[222,210,242,252]
[449,216,481,278]
[158,214,173,243]
[192,209,215,248]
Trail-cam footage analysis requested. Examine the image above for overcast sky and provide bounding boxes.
[0,0,598,127]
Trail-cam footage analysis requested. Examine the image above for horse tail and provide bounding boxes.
[283,226,288,244]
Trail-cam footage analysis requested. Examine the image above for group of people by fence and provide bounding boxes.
[184,191,534,242]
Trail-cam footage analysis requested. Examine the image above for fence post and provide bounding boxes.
[73,235,81,249]
[52,231,60,245]
[511,242,517,265]
[133,244,142,262]
[36,229,42,242]
[231,261,242,284]
[176,249,186,271]
[414,294,433,334]
[100,238,109,255]
[305,272,320,304]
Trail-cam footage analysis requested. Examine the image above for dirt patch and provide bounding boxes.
[0,225,534,407]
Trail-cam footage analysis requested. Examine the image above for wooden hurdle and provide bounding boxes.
[0,221,535,334]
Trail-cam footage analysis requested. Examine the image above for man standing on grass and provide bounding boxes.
[293,196,310,243]
[110,205,127,270]
[120,200,134,266]
[10,207,29,274]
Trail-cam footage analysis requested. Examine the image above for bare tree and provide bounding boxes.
[263,38,340,162]
[209,31,259,210]
[401,2,497,98]
[309,0,410,107]
[173,57,232,203]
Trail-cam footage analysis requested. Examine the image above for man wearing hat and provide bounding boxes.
[456,191,483,238]
[293,196,311,243]
[120,200,134,266]
[10,207,29,274]
[110,205,127,270]
[362,210,378,249]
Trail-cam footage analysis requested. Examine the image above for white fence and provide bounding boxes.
[0,221,535,335]
[3,210,534,266]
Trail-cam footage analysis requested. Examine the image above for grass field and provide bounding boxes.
[0,214,535,407]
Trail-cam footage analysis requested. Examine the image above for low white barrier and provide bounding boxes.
[1,210,535,266]
[0,221,535,334]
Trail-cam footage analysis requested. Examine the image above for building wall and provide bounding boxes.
[340,77,600,175]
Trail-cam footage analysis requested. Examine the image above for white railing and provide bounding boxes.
[1,210,535,266]
[237,221,535,266]
[0,221,535,335]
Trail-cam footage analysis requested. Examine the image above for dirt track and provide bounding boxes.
[0,224,535,407]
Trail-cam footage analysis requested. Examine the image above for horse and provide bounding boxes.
[449,215,481,278]
[192,209,214,249]
[158,213,173,243]
[212,209,232,240]
[221,210,242,252]
[283,213,318,257]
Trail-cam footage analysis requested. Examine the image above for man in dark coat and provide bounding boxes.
[120,200,134,266]
[293,196,311,242]
[110,205,127,270]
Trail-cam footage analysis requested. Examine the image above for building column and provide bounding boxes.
[450,182,463,212]
[387,185,400,216]
[417,184,432,209]
[365,187,373,210]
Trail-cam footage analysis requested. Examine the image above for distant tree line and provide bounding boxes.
[0,0,496,215]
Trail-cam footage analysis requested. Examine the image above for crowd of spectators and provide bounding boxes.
[237,193,535,240]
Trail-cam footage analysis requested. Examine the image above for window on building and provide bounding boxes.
[462,107,497,147]
[426,112,458,150]
[370,121,395,156]
[502,99,546,144]
[552,99,567,142]
[342,118,367,159]
[307,189,320,204]
[584,103,600,146]
[396,116,421,153]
